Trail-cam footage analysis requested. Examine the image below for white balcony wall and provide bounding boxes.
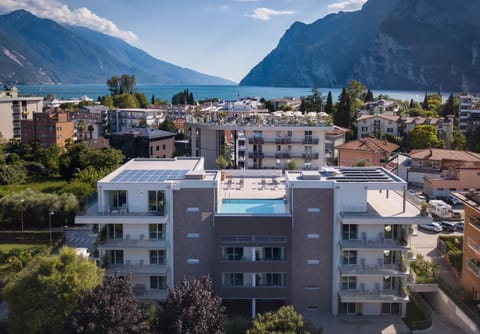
[124,249,152,265]
[358,249,385,266]
[358,225,385,240]
[337,186,367,212]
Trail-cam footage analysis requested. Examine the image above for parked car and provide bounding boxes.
[417,194,426,201]
[440,221,457,232]
[455,221,464,231]
[418,222,443,233]
[448,195,462,205]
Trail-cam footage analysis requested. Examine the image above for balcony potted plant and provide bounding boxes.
[215,155,229,180]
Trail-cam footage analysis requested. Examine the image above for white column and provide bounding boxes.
[190,127,197,157]
[251,298,256,319]
[319,130,326,167]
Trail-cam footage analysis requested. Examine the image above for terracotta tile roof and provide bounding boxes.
[409,148,480,162]
[336,137,399,153]
[326,125,350,136]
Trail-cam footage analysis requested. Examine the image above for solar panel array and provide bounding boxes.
[111,169,189,183]
[328,168,394,183]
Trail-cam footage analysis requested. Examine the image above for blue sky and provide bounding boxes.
[0,0,367,83]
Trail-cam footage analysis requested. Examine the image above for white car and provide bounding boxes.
[418,222,443,233]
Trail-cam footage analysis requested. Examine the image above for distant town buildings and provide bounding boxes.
[0,86,43,140]
[110,128,176,159]
[458,95,480,135]
[336,137,399,167]
[20,110,74,147]
[109,108,165,133]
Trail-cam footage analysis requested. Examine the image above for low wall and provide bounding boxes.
[423,290,480,334]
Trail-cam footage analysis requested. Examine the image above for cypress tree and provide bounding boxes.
[422,91,429,110]
[325,91,333,114]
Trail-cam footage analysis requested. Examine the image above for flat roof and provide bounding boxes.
[100,158,204,183]
[286,167,405,184]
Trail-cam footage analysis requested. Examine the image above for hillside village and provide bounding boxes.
[0,82,479,333]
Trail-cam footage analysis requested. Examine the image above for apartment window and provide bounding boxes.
[148,191,165,214]
[342,250,357,265]
[111,190,127,209]
[341,276,356,290]
[383,276,393,290]
[162,144,166,150]
[150,276,166,290]
[277,145,281,152]
[222,273,243,287]
[287,131,292,137]
[106,250,123,265]
[342,224,358,240]
[186,258,199,264]
[387,128,393,133]
[107,224,123,240]
[256,247,285,261]
[256,273,286,287]
[304,130,312,136]
[156,145,159,151]
[223,247,243,261]
[186,232,200,238]
[149,224,165,240]
[150,250,165,265]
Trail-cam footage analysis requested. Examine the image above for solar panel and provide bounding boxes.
[111,169,189,182]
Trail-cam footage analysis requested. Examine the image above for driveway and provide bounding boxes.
[64,224,97,251]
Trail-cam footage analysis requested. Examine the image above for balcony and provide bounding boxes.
[248,152,265,159]
[338,289,408,303]
[302,137,319,144]
[75,200,167,225]
[133,286,167,301]
[340,238,409,250]
[466,259,480,278]
[469,216,480,231]
[467,237,480,256]
[248,138,264,144]
[98,237,167,249]
[301,152,320,160]
[339,264,408,277]
[275,152,291,159]
[275,137,292,145]
[106,262,168,275]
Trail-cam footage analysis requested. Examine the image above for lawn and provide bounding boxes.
[0,244,44,253]
[0,178,67,197]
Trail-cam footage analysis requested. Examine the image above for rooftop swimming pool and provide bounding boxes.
[219,199,288,214]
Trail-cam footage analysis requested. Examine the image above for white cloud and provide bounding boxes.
[245,7,294,20]
[327,0,367,11]
[0,0,138,43]
[220,5,229,11]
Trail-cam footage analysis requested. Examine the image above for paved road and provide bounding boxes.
[64,224,97,251]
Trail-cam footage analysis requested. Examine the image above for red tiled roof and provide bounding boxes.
[409,148,480,162]
[336,137,399,153]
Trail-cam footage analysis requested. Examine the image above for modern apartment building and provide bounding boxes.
[186,111,332,170]
[109,108,165,133]
[0,87,43,140]
[76,158,428,317]
[452,191,480,302]
[458,95,480,135]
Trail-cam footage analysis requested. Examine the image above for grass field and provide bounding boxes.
[0,244,44,253]
[0,178,67,197]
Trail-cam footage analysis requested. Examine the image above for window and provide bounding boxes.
[111,190,127,209]
[307,208,320,213]
[150,250,165,265]
[162,144,166,150]
[307,234,320,239]
[186,258,199,264]
[307,259,319,265]
[150,276,166,290]
[383,276,393,290]
[186,232,200,238]
[387,128,393,133]
[342,250,357,265]
[156,145,159,151]
[106,250,123,265]
[256,273,286,287]
[222,273,243,287]
[107,224,123,240]
[342,224,358,240]
[341,276,356,290]
[256,247,285,261]
[148,191,165,214]
[149,224,165,240]
[223,247,243,261]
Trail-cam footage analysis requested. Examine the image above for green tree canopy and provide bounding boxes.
[408,125,442,149]
[154,276,226,334]
[172,89,195,105]
[2,247,104,334]
[246,305,321,334]
[300,88,323,113]
[159,117,177,134]
[324,91,333,114]
[65,275,148,334]
[107,74,136,95]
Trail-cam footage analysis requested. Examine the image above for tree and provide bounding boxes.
[101,95,114,108]
[408,125,442,149]
[87,124,94,140]
[154,276,226,334]
[215,155,229,169]
[422,91,428,110]
[246,305,321,334]
[325,91,333,114]
[333,88,353,133]
[107,75,121,95]
[159,117,177,134]
[172,89,195,105]
[134,92,149,108]
[77,119,86,141]
[441,93,456,116]
[65,275,148,334]
[300,88,322,113]
[364,88,374,102]
[469,124,480,153]
[2,248,104,334]
[449,128,466,150]
[346,80,366,102]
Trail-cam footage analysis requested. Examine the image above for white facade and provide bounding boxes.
[458,95,480,134]
[109,108,165,132]
[0,88,43,139]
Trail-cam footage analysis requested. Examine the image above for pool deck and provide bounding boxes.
[220,175,287,199]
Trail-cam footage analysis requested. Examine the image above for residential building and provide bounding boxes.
[109,108,165,133]
[358,100,400,116]
[325,126,350,165]
[110,128,176,159]
[401,116,454,147]
[399,148,480,188]
[76,158,428,317]
[20,110,74,147]
[357,115,400,139]
[458,95,480,135]
[336,137,399,167]
[452,191,480,302]
[0,86,43,140]
[186,111,332,170]
[423,161,480,198]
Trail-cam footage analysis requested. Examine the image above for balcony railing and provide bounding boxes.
[221,235,287,243]
[248,152,265,159]
[248,138,264,144]
[338,289,408,303]
[339,263,408,276]
[340,238,409,250]
[98,237,167,249]
[133,288,167,301]
[275,152,291,159]
[302,137,319,144]
[106,262,167,275]
[466,259,480,278]
[301,152,320,159]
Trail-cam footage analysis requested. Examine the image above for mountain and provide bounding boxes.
[240,0,480,91]
[0,10,233,85]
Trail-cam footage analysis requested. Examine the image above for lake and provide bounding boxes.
[16,84,428,102]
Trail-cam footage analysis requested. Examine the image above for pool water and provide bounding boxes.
[220,199,287,214]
